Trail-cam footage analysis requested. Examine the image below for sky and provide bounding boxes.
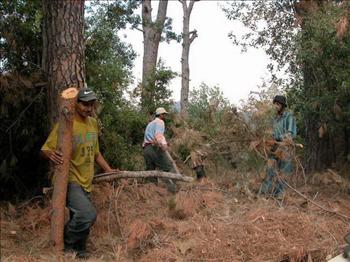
[121,1,272,106]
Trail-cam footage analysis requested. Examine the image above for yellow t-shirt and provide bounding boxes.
[41,117,100,192]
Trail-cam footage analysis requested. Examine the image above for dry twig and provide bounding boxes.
[279,176,350,221]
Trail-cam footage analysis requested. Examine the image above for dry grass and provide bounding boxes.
[1,173,350,261]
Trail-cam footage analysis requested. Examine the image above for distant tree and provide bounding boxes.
[133,59,176,113]
[188,83,230,130]
[141,0,169,112]
[180,0,198,118]
[85,2,136,103]
[42,0,86,126]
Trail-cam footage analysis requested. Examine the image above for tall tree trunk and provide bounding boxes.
[42,0,86,126]
[180,0,197,118]
[141,0,168,112]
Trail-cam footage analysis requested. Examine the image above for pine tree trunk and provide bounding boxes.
[141,0,168,112]
[50,87,78,252]
[42,0,86,126]
[180,0,197,118]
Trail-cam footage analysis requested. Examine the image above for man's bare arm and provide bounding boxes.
[95,152,117,173]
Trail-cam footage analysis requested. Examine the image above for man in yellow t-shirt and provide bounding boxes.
[41,87,116,258]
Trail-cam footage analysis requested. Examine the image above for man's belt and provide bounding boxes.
[143,143,153,148]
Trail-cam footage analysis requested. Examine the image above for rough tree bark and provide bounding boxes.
[50,87,78,252]
[42,0,86,126]
[180,0,198,118]
[141,0,168,112]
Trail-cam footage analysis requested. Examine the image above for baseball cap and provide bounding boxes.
[78,88,97,102]
[273,95,287,107]
[155,107,168,115]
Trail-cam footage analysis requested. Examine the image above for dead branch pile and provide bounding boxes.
[1,174,349,261]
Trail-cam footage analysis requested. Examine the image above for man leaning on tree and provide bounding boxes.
[41,87,117,258]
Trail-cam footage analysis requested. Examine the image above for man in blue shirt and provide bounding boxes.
[143,107,176,193]
[260,95,297,199]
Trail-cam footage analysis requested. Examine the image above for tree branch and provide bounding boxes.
[181,0,187,15]
[133,26,144,33]
[189,30,198,44]
[155,0,168,27]
[142,0,152,25]
[188,0,196,15]
[94,170,194,183]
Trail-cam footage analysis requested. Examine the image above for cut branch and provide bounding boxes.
[94,170,194,183]
[51,86,78,252]
[189,30,198,43]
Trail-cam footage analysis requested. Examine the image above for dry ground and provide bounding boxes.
[1,172,349,262]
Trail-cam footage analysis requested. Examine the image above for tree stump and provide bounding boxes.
[50,86,78,252]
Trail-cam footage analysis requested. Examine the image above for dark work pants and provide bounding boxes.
[64,183,97,248]
[143,145,176,192]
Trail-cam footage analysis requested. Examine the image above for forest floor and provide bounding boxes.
[1,170,350,262]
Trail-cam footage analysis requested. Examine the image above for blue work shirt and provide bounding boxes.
[273,111,297,141]
[142,117,167,147]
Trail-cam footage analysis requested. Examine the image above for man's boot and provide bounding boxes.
[64,241,75,253]
[166,179,176,194]
[75,237,88,259]
[64,224,76,253]
[194,165,206,180]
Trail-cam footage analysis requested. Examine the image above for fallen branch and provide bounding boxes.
[42,171,194,196]
[278,176,350,221]
[94,170,194,183]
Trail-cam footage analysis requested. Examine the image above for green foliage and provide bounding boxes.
[85,3,146,171]
[188,83,231,132]
[98,104,146,171]
[223,0,298,84]
[295,5,350,120]
[1,0,48,200]
[0,77,49,201]
[162,17,182,43]
[0,0,42,73]
[224,1,350,170]
[137,59,176,114]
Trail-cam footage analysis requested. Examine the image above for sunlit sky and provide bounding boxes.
[121,1,272,106]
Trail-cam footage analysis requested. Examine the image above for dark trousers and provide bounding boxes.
[143,145,176,192]
[64,183,97,249]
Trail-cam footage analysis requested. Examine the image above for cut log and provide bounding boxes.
[51,86,78,252]
[94,170,194,183]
